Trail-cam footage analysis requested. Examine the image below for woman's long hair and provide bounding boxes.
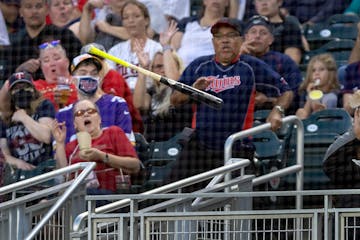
[1,86,44,125]
[149,51,184,117]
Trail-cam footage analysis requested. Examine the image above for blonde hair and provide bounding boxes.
[148,51,184,117]
[299,53,340,93]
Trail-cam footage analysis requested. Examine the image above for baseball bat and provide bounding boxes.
[87,45,223,110]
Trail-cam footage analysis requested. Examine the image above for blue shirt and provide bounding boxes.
[343,61,360,93]
[179,54,290,149]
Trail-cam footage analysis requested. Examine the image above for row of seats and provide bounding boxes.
[252,108,352,207]
[301,13,359,69]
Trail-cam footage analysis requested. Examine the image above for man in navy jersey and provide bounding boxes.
[241,15,303,114]
[167,18,293,187]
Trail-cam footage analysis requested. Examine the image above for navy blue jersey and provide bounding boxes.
[260,51,302,92]
[179,55,256,149]
[259,51,302,113]
[240,54,291,97]
[179,54,291,149]
[343,62,360,94]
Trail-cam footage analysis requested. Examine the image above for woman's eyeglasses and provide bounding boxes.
[38,40,61,50]
[74,108,98,117]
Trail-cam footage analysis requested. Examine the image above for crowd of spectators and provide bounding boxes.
[0,0,359,203]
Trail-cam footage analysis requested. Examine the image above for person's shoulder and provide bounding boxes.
[346,61,360,71]
[37,98,56,111]
[105,125,125,134]
[241,54,266,64]
[178,16,199,26]
[57,103,74,114]
[33,79,48,88]
[190,54,214,65]
[98,93,127,104]
[108,40,129,53]
[9,28,27,44]
[266,50,297,63]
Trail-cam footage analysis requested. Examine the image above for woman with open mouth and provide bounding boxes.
[52,99,140,206]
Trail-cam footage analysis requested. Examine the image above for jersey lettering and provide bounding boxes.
[205,75,241,93]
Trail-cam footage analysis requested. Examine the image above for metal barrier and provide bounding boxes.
[71,116,306,239]
[71,160,252,237]
[0,162,96,240]
[224,115,304,208]
[82,189,360,240]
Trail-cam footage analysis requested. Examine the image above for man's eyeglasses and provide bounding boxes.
[38,40,61,50]
[74,108,98,117]
[213,32,241,40]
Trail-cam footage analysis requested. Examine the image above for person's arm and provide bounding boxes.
[266,91,293,131]
[51,120,68,168]
[15,59,41,75]
[95,21,130,40]
[95,150,140,174]
[12,110,53,144]
[296,99,312,119]
[171,31,183,50]
[0,138,36,170]
[133,73,151,111]
[79,0,104,44]
[228,0,239,19]
[133,40,151,111]
[343,93,355,115]
[348,22,360,64]
[284,47,302,64]
[160,20,182,80]
[0,80,11,114]
[170,77,210,106]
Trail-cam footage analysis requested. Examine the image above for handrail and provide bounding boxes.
[224,115,304,209]
[25,162,96,240]
[72,159,250,232]
[0,162,91,195]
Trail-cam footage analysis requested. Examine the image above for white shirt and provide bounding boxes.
[0,11,9,46]
[107,39,162,91]
[159,0,190,20]
[177,20,214,67]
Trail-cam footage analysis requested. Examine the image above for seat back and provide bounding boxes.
[301,39,354,68]
[286,109,352,190]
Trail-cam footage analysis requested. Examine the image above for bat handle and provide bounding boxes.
[159,77,223,110]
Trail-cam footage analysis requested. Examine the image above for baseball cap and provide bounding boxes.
[211,18,242,35]
[8,72,34,90]
[244,15,273,34]
[71,54,103,73]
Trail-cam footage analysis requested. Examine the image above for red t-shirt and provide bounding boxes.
[102,70,144,133]
[65,126,138,192]
[34,79,78,111]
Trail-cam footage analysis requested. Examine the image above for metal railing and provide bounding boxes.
[82,189,360,240]
[0,162,96,240]
[72,159,251,234]
[224,115,304,209]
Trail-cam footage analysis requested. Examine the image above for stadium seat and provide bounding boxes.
[285,109,352,191]
[301,38,355,68]
[304,13,359,50]
[132,129,194,192]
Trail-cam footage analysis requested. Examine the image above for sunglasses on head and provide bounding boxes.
[249,15,270,23]
[74,108,98,117]
[38,40,61,50]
